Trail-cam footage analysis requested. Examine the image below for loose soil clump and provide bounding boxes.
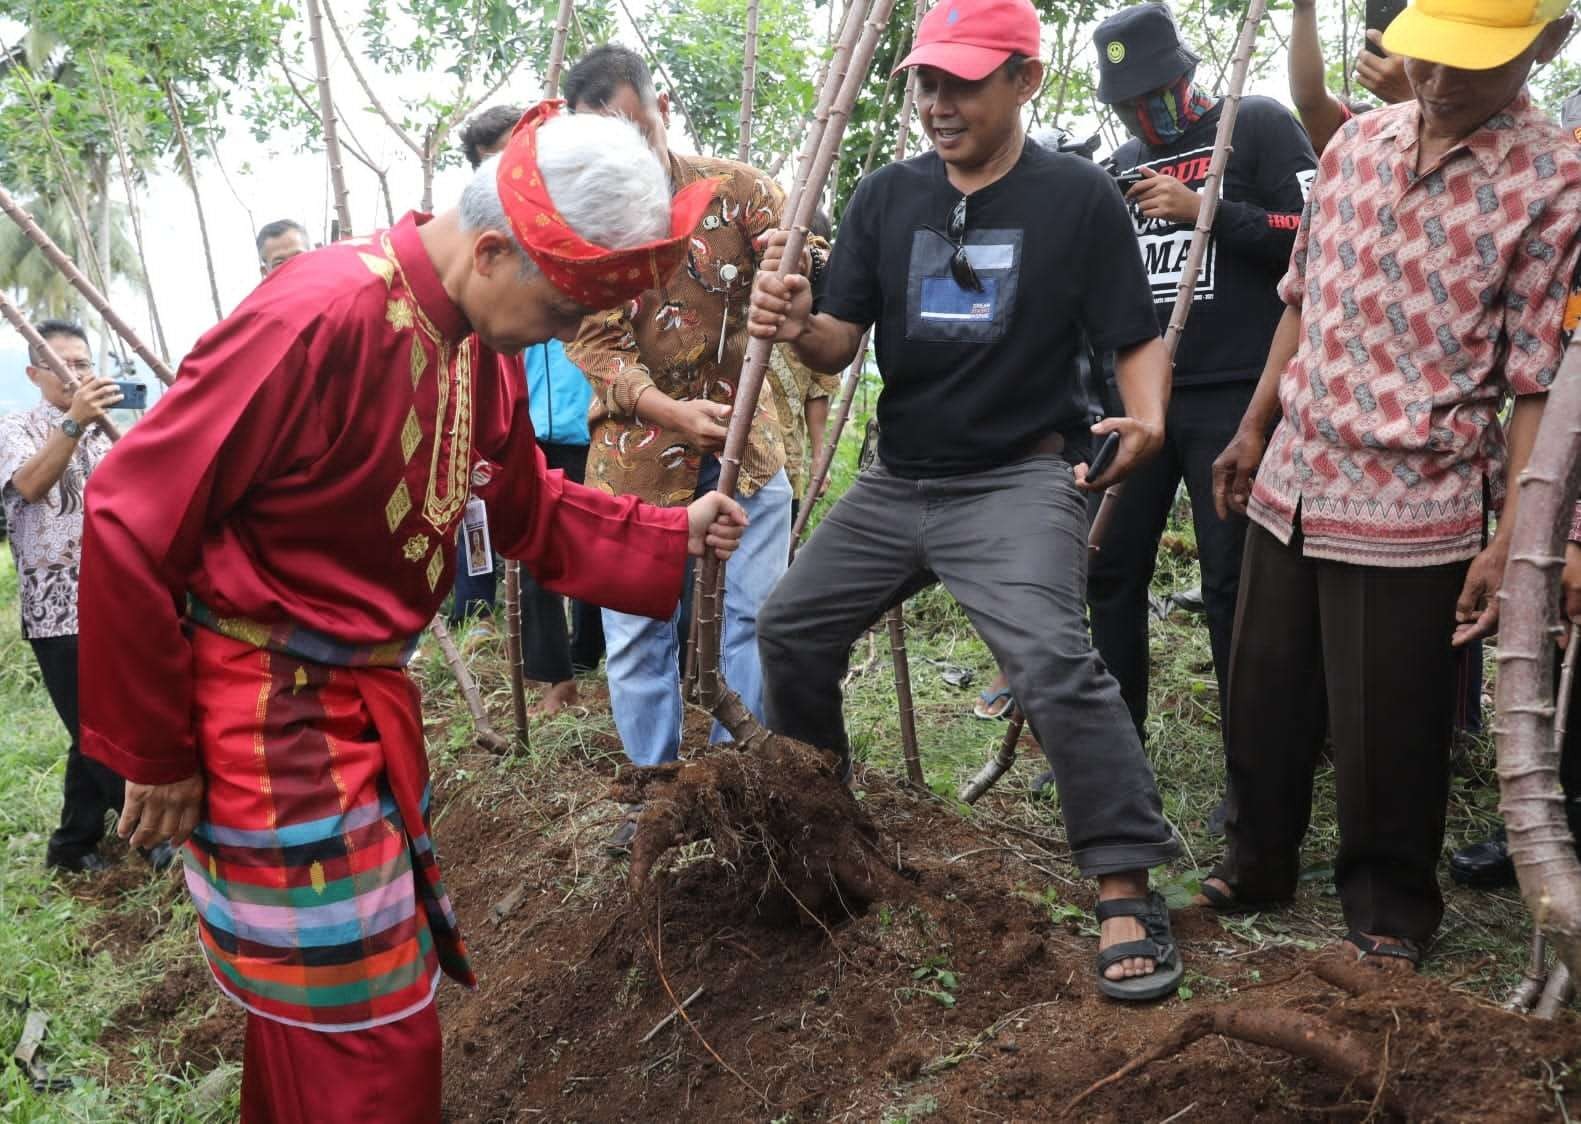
[86,711,1581,1121]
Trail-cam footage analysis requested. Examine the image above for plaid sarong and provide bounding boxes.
[183,625,474,1031]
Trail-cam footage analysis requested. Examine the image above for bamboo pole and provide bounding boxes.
[737,0,761,163]
[887,607,923,784]
[0,291,121,442]
[0,181,177,386]
[1088,0,1269,553]
[545,0,575,98]
[960,707,1024,804]
[162,82,225,321]
[503,561,530,749]
[430,616,510,753]
[790,0,925,552]
[696,0,895,712]
[304,0,354,236]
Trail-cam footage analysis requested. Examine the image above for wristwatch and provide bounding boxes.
[59,417,84,440]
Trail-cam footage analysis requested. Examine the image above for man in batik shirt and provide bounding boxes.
[78,105,745,1122]
[1200,0,1580,971]
[564,45,806,783]
[0,321,131,874]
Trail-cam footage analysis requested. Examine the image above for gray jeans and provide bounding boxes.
[759,455,1180,877]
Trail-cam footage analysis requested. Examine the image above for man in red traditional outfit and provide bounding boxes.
[76,104,741,1122]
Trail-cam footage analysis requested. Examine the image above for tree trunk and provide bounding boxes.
[1494,335,1581,980]
[163,82,224,320]
[503,561,530,749]
[429,616,510,753]
[304,0,354,237]
[96,158,113,370]
[886,606,922,784]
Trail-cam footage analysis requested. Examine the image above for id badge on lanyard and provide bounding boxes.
[462,497,494,577]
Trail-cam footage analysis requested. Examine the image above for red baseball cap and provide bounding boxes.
[893,0,1042,81]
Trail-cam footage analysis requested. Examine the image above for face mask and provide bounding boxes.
[1124,70,1216,146]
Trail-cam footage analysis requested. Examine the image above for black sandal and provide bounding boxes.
[1344,930,1421,970]
[1095,891,1185,1002]
[1195,874,1239,911]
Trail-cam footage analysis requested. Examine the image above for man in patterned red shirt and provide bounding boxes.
[1198,0,1580,969]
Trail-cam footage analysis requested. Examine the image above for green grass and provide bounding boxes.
[0,554,239,1122]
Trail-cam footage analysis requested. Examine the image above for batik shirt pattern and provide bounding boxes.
[1251,93,1581,567]
[0,401,111,638]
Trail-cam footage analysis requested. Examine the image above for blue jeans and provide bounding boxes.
[603,465,792,766]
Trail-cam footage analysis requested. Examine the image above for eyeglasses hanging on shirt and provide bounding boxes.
[922,197,984,293]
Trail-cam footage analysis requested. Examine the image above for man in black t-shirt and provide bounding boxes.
[750,0,1184,1003]
[1086,4,1317,829]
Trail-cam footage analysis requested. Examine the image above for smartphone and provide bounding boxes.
[1111,167,1145,193]
[112,380,147,411]
[1088,431,1121,482]
[1364,0,1406,54]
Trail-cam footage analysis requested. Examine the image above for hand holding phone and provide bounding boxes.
[1087,431,1122,483]
[1364,0,1406,55]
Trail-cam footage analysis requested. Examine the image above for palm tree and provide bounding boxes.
[0,190,143,323]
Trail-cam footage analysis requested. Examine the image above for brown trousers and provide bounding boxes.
[1217,522,1470,944]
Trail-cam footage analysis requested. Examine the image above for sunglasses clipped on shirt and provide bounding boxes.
[924,196,983,293]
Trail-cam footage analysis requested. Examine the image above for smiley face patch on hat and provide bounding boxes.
[1107,41,1126,63]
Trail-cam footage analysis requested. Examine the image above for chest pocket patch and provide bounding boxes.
[905,228,1022,343]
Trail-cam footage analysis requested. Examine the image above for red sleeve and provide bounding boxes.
[476,354,689,620]
[78,311,321,785]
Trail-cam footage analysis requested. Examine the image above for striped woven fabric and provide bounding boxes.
[183,625,474,1031]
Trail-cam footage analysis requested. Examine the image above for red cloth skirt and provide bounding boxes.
[241,1003,441,1123]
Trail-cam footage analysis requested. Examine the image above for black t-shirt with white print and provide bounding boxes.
[819,140,1160,479]
[1109,95,1317,388]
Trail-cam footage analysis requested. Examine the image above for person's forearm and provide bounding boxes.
[1240,306,1301,435]
[1289,3,1330,112]
[632,385,686,430]
[1112,337,1169,427]
[11,430,80,503]
[791,313,865,375]
[1496,394,1547,542]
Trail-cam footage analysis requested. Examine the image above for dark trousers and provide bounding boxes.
[1087,381,1255,734]
[759,456,1179,877]
[1218,523,1469,943]
[449,552,497,624]
[520,442,604,683]
[32,635,123,860]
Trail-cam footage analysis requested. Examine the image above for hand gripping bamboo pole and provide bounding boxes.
[1088,0,1269,554]
[429,616,511,753]
[737,0,761,164]
[0,291,121,442]
[0,181,177,386]
[305,0,354,237]
[545,0,574,98]
[696,0,896,713]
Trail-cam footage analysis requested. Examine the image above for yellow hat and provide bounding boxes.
[1382,0,1570,70]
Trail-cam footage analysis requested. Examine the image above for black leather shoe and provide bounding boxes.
[45,847,113,875]
[1450,829,1515,889]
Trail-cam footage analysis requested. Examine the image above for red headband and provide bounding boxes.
[496,101,718,309]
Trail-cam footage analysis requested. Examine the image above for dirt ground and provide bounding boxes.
[79,705,1581,1124]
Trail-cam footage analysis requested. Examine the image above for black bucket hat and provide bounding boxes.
[1093,3,1200,105]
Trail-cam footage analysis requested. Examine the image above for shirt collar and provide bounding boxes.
[1384,89,1534,179]
[387,212,470,343]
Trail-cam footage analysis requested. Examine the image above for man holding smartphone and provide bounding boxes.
[750,0,1185,1002]
[1086,2,1317,835]
[0,321,168,874]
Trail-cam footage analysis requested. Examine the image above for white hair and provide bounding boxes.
[458,113,671,280]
